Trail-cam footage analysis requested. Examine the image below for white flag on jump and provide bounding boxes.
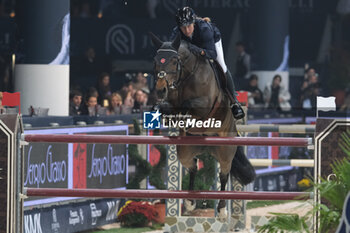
[317,96,336,112]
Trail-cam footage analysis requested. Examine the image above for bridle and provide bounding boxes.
[155,48,182,90]
[154,46,199,91]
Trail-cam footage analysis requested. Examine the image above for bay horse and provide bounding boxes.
[149,33,256,219]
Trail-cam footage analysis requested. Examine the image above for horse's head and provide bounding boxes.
[149,32,182,101]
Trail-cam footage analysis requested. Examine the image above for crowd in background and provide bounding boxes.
[69,71,156,116]
[67,40,338,117]
[0,42,347,116]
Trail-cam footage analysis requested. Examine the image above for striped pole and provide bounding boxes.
[25,188,312,201]
[22,134,312,147]
[237,124,315,134]
[249,159,314,167]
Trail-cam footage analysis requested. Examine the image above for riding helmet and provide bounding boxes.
[175,7,196,27]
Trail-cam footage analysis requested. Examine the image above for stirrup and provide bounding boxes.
[231,104,245,120]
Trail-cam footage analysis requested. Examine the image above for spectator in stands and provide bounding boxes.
[234,41,250,90]
[120,80,136,99]
[132,72,149,93]
[0,91,4,114]
[96,72,112,106]
[107,92,123,115]
[81,94,106,116]
[132,89,148,113]
[120,89,134,114]
[300,73,321,109]
[69,90,83,116]
[245,74,264,108]
[304,67,317,81]
[87,86,99,98]
[141,88,150,106]
[264,74,291,112]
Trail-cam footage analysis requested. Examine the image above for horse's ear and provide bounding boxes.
[171,33,181,51]
[148,32,163,50]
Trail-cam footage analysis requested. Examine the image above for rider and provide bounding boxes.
[170,6,245,120]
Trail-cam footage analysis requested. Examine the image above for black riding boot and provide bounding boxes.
[225,70,245,119]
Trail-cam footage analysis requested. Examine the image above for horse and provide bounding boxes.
[149,32,256,219]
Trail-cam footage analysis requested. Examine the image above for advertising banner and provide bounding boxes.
[24,143,69,189]
[23,125,129,207]
[24,198,124,233]
[85,131,127,189]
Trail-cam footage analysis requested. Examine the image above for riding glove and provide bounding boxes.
[188,44,206,57]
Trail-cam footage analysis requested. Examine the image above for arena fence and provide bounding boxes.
[249,159,314,167]
[237,124,315,134]
[1,115,348,233]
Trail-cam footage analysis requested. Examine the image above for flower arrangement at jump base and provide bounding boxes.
[117,200,158,227]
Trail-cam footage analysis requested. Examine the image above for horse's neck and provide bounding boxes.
[180,47,198,76]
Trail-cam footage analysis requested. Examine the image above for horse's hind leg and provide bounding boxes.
[217,172,229,220]
[213,145,236,220]
[183,158,197,215]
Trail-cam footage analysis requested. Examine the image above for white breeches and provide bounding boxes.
[215,39,227,73]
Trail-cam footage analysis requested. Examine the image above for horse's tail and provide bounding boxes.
[230,146,256,185]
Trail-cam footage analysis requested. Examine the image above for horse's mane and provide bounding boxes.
[178,41,193,61]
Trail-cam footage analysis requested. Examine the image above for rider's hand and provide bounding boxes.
[188,44,205,56]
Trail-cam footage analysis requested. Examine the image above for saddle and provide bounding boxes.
[208,60,227,91]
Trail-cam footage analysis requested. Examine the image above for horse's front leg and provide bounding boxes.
[183,158,197,215]
[181,97,210,116]
[217,172,229,220]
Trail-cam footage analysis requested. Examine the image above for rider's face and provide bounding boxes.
[180,23,194,37]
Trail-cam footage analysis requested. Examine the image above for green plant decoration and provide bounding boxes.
[258,213,311,233]
[258,129,350,233]
[126,120,167,189]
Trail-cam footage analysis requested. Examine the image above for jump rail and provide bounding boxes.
[24,188,312,201]
[237,124,315,134]
[250,159,314,167]
[22,134,312,147]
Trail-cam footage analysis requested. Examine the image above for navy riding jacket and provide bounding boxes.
[170,19,221,60]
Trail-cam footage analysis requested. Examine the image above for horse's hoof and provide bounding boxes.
[184,199,196,212]
[182,210,192,216]
[218,208,227,222]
